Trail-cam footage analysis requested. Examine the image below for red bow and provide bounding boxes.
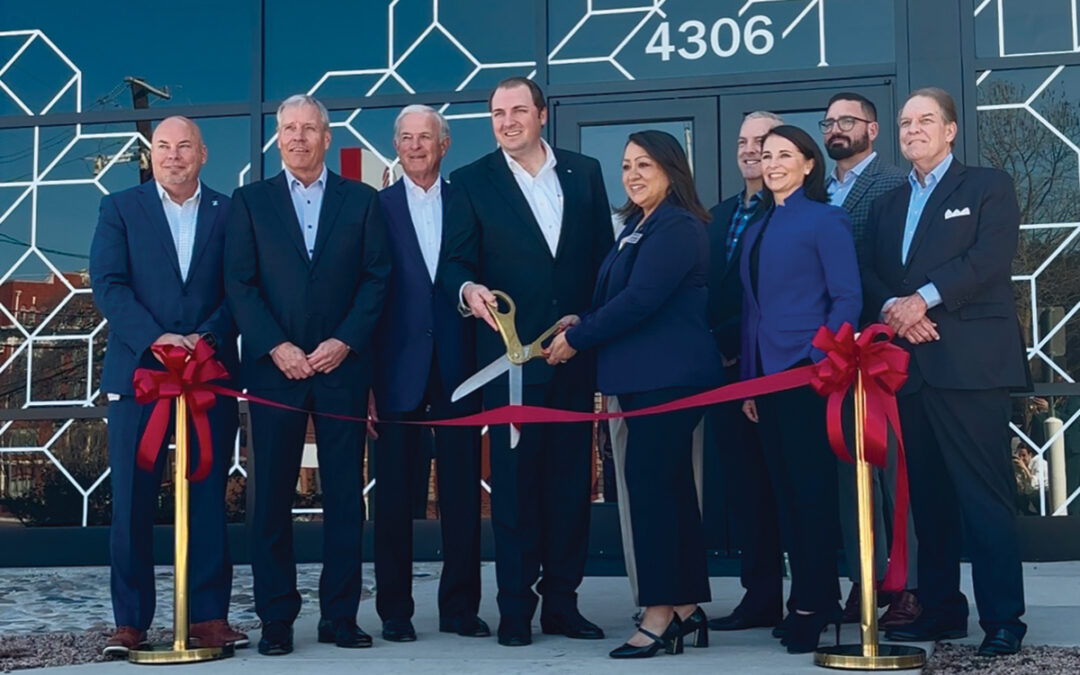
[810,322,911,593]
[132,340,229,482]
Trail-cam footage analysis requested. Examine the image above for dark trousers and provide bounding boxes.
[374,357,482,622]
[249,383,366,624]
[755,385,841,612]
[485,365,593,621]
[108,395,237,630]
[899,386,1026,636]
[619,388,711,607]
[706,390,783,617]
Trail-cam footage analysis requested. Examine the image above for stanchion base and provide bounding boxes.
[814,644,926,670]
[128,643,233,665]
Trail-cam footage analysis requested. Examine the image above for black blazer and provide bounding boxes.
[863,159,1029,391]
[441,148,614,386]
[224,170,392,393]
[706,192,767,360]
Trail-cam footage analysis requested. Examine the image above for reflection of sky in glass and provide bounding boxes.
[0,1,251,112]
[581,120,688,212]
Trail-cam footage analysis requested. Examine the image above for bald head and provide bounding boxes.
[151,116,206,200]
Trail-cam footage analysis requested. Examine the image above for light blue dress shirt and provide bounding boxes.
[901,153,952,309]
[284,165,327,259]
[826,151,877,208]
[156,181,200,281]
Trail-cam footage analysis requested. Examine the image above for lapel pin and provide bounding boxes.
[211,198,218,207]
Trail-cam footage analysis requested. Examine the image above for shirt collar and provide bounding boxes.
[830,151,877,185]
[909,153,953,190]
[284,164,328,191]
[737,189,762,211]
[503,138,557,179]
[156,181,201,207]
[401,172,442,199]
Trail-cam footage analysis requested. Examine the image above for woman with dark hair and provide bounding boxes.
[545,130,723,658]
[738,124,862,653]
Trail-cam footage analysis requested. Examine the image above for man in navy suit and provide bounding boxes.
[225,95,391,655]
[821,92,920,628]
[90,116,246,656]
[704,111,786,632]
[863,88,1028,657]
[441,78,614,646]
[370,105,485,642]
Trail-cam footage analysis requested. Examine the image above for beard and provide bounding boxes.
[826,132,870,160]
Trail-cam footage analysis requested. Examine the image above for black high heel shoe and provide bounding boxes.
[783,609,842,654]
[609,617,684,659]
[677,607,708,648]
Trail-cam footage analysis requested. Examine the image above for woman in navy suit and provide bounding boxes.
[739,125,862,652]
[546,130,723,658]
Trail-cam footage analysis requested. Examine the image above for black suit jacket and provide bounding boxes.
[224,170,391,393]
[863,159,1028,391]
[441,147,614,386]
[706,192,766,360]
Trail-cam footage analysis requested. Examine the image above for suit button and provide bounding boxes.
[551,299,558,307]
[426,329,433,337]
[311,273,318,281]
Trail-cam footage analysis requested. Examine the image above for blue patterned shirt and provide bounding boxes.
[727,190,762,261]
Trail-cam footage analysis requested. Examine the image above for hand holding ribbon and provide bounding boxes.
[809,322,911,593]
[132,339,229,482]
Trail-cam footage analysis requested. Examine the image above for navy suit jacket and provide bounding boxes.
[862,160,1029,391]
[739,189,862,379]
[566,199,723,395]
[90,181,237,395]
[441,148,613,388]
[706,192,767,361]
[373,178,476,413]
[224,170,391,395]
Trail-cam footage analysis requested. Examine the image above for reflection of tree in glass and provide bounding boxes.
[978,80,1080,380]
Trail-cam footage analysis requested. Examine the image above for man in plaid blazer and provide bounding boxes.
[821,91,919,630]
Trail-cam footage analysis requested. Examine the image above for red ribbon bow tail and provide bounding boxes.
[877,400,910,594]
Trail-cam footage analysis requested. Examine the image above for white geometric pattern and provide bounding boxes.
[975,0,1080,57]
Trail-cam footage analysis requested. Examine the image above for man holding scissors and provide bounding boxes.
[442,77,613,647]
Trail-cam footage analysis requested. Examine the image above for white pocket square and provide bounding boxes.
[944,207,971,219]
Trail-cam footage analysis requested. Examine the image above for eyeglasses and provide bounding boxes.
[818,116,872,132]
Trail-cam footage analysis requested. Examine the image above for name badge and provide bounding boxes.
[619,232,643,251]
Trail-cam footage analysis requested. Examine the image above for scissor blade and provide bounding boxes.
[508,363,522,449]
[451,355,511,403]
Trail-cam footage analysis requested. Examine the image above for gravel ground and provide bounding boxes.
[924,643,1080,674]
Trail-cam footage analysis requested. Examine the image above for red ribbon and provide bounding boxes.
[809,322,911,593]
[132,340,229,483]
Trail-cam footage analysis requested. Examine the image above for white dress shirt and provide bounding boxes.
[401,173,442,282]
[156,181,200,281]
[503,138,564,257]
[284,165,327,259]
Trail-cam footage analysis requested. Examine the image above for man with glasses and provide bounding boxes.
[821,92,919,631]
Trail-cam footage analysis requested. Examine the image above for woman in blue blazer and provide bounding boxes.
[546,130,723,658]
[738,125,862,652]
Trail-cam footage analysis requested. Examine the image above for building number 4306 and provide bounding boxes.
[645,16,775,61]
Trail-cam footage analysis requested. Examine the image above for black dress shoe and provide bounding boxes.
[497,617,532,647]
[977,628,1022,657]
[677,607,709,648]
[540,610,605,639]
[771,613,795,638]
[709,608,782,631]
[382,618,417,642]
[783,608,842,654]
[439,614,491,637]
[609,618,683,659]
[884,613,967,642]
[257,620,293,656]
[317,618,373,648]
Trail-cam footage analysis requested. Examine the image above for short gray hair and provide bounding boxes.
[744,110,784,128]
[276,94,330,131]
[394,104,449,142]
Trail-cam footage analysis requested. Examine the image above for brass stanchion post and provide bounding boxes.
[814,371,925,670]
[129,395,231,664]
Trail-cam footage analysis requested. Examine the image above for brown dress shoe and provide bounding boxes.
[878,590,922,630]
[103,626,149,657]
[190,619,250,648]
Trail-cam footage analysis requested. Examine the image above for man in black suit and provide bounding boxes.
[863,87,1028,657]
[441,77,614,646]
[370,104,486,642]
[225,94,391,656]
[821,92,919,629]
[705,111,786,633]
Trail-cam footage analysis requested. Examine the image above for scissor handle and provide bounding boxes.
[524,322,562,358]
[487,290,526,361]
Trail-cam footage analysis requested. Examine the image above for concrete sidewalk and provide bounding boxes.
[18,562,1080,674]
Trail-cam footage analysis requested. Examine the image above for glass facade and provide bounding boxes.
[0,1,1077,533]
